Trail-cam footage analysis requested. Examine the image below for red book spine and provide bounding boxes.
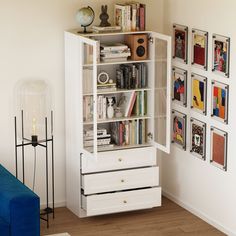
[139,5,145,31]
[128,93,137,117]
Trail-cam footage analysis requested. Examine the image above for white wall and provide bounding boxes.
[161,1,236,235]
[0,0,124,206]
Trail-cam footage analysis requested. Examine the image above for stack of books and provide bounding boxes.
[92,25,122,33]
[110,119,147,146]
[100,43,131,62]
[116,63,147,89]
[97,82,116,91]
[84,129,113,148]
[114,2,146,31]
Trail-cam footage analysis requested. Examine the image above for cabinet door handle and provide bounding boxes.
[121,179,125,183]
[118,158,122,162]
[123,200,127,204]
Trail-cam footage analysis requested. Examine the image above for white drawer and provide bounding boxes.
[82,187,161,216]
[82,167,159,195]
[81,147,156,174]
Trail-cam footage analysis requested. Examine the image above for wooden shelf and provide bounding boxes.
[84,115,151,125]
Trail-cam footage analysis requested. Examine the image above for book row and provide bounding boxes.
[116,63,148,89]
[83,90,148,122]
[110,119,147,146]
[114,2,146,32]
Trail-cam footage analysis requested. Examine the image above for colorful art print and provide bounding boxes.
[212,34,230,77]
[211,81,229,124]
[173,24,188,63]
[172,110,186,149]
[191,74,207,115]
[172,67,187,107]
[192,29,208,70]
[190,118,206,159]
[210,127,227,171]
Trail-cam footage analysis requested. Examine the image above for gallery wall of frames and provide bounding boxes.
[171,23,229,172]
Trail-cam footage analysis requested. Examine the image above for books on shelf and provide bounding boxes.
[116,63,147,89]
[83,90,148,122]
[110,119,147,146]
[114,2,146,31]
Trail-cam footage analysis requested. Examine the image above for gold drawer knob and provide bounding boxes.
[123,200,127,204]
[121,179,125,183]
[118,158,122,162]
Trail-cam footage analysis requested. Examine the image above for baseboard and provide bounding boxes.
[162,190,236,236]
[40,201,66,209]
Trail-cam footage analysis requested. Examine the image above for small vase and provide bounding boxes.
[107,98,114,119]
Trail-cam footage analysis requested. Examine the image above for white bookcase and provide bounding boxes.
[65,29,171,217]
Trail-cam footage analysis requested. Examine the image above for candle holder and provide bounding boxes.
[14,80,54,228]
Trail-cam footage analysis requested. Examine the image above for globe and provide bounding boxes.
[76,6,95,33]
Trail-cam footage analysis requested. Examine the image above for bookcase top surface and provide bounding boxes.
[66,29,153,38]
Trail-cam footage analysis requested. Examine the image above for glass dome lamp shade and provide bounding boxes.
[15,79,51,142]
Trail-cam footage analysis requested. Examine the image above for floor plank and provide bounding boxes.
[41,197,225,236]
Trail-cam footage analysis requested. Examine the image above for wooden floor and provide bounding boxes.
[41,197,225,236]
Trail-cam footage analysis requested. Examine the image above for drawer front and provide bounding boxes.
[81,147,156,174]
[82,187,161,216]
[82,167,159,195]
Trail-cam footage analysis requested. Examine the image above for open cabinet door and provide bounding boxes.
[79,36,98,159]
[151,32,171,154]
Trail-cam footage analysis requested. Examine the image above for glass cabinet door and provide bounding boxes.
[151,32,171,154]
[80,36,98,158]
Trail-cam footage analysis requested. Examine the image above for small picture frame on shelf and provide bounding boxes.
[172,67,187,107]
[191,73,207,115]
[211,80,229,124]
[191,29,208,70]
[173,24,188,64]
[210,126,227,171]
[212,34,230,78]
[190,118,206,160]
[172,110,186,150]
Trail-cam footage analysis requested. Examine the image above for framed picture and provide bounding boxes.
[172,67,187,107]
[191,29,208,70]
[190,118,206,160]
[191,73,207,115]
[211,80,229,124]
[173,24,188,64]
[212,34,230,78]
[172,110,186,150]
[210,126,227,171]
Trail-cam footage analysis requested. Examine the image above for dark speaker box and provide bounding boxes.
[125,34,148,61]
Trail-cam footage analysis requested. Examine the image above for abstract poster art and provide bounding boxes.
[173,24,188,63]
[172,67,187,107]
[191,29,208,70]
[190,118,206,160]
[172,110,186,150]
[210,126,227,171]
[212,34,230,77]
[191,73,207,115]
[211,80,229,124]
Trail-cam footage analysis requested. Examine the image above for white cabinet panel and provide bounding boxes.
[81,147,156,174]
[82,166,159,194]
[82,187,161,216]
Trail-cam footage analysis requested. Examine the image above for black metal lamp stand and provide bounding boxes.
[14,110,55,228]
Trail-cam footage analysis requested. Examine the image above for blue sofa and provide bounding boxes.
[0,164,40,236]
